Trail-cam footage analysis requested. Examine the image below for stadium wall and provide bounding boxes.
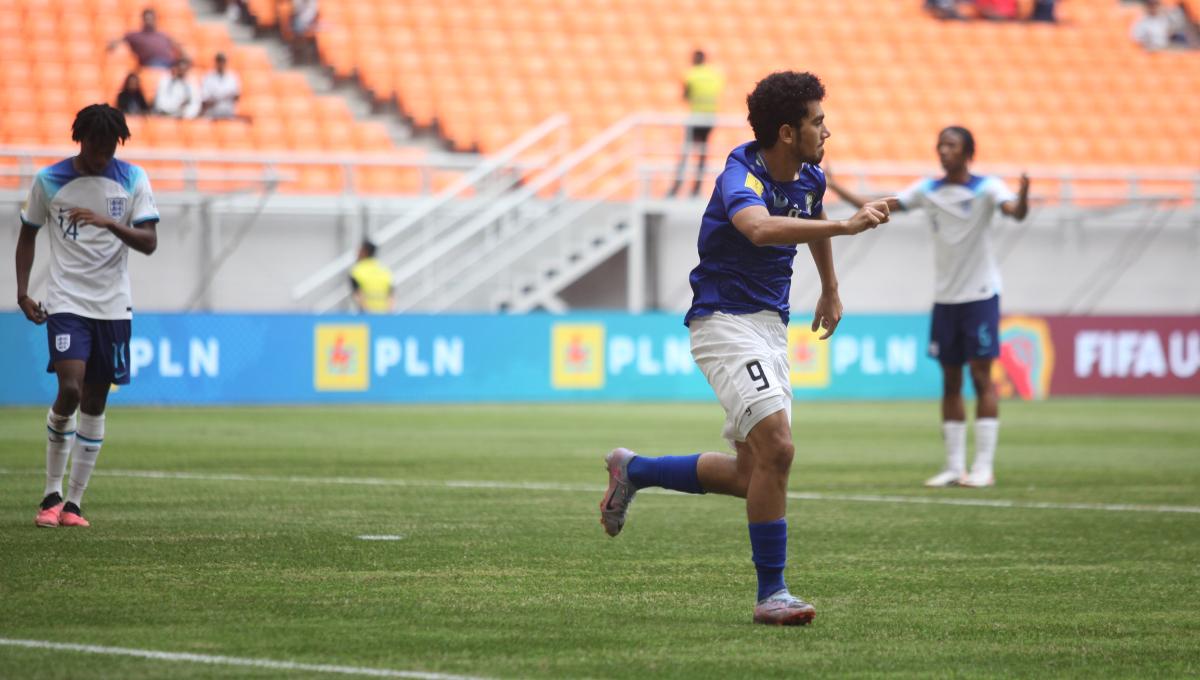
[3,197,1197,315]
[2,312,1196,406]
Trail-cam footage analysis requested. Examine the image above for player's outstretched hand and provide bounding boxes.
[18,295,47,325]
[1019,173,1030,193]
[844,198,893,234]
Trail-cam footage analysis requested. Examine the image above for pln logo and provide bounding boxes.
[314,324,370,391]
[787,326,830,388]
[993,316,1054,400]
[551,323,605,389]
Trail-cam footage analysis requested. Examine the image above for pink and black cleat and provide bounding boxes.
[600,448,638,537]
[753,590,816,626]
[59,502,90,528]
[35,494,64,528]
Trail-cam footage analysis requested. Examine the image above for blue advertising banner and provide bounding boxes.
[0,312,944,405]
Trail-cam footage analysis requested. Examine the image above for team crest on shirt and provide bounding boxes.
[108,197,127,220]
[772,189,789,209]
[56,334,71,352]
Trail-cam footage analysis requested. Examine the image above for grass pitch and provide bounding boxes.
[1,399,1198,679]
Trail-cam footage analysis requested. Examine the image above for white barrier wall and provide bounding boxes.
[4,196,1197,314]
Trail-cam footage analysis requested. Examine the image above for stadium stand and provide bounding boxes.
[0,0,431,194]
[247,0,1200,168]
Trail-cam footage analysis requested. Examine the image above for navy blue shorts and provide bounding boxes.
[46,313,132,385]
[928,295,1000,366]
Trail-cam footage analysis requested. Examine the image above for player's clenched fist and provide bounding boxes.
[843,198,894,234]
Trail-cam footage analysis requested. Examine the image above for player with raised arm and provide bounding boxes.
[599,71,892,625]
[826,127,1029,488]
[15,104,160,528]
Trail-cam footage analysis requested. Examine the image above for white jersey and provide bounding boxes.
[897,174,1016,304]
[19,157,159,320]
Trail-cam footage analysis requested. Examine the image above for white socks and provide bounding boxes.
[941,421,967,474]
[942,418,1000,475]
[45,409,76,498]
[973,418,999,474]
[66,413,105,507]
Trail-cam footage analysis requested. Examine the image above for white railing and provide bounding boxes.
[289,114,570,310]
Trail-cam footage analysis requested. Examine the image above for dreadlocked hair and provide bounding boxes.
[71,104,131,146]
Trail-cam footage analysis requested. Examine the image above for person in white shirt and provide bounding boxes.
[1132,0,1200,50]
[15,104,159,528]
[201,52,241,119]
[828,126,1029,489]
[154,57,202,119]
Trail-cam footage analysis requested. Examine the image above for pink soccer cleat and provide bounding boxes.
[59,503,90,528]
[753,590,816,626]
[35,499,64,528]
[600,448,638,537]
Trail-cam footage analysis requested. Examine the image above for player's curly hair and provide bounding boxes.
[71,104,131,147]
[940,126,976,159]
[746,71,825,148]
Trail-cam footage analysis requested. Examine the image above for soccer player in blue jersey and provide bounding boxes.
[600,71,892,625]
[827,127,1030,489]
[15,104,159,528]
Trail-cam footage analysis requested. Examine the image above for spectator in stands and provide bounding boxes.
[154,58,202,119]
[350,241,394,314]
[1030,0,1057,22]
[667,50,725,198]
[106,8,183,69]
[115,73,151,116]
[925,0,966,20]
[290,0,320,64]
[1133,0,1200,49]
[976,0,1019,20]
[201,53,241,120]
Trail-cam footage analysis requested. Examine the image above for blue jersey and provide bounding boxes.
[684,141,826,326]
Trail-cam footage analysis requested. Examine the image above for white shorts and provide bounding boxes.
[689,310,792,448]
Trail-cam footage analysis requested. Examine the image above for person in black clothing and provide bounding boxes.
[115,73,151,115]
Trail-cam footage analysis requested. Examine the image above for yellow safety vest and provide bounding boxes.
[350,258,393,313]
[685,64,724,114]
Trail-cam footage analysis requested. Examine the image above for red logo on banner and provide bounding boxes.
[994,316,1055,400]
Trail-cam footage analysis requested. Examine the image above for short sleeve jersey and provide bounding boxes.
[20,158,159,320]
[685,141,826,326]
[897,174,1016,304]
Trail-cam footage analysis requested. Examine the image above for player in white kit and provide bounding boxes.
[15,104,159,527]
[828,126,1029,488]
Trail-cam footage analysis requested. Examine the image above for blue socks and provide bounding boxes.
[749,519,788,601]
[626,454,705,494]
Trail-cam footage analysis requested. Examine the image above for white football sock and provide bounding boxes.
[942,421,967,474]
[45,408,76,498]
[973,418,999,473]
[67,412,105,507]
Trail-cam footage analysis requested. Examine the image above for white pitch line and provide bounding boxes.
[1,467,1198,515]
[358,534,405,541]
[0,638,490,680]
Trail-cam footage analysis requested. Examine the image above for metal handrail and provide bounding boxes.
[290,114,570,305]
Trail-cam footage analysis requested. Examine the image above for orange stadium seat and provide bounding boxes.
[296,0,1199,165]
[0,0,429,196]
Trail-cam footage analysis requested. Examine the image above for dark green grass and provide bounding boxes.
[1,400,1198,679]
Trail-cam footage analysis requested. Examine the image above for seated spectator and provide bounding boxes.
[201,53,241,119]
[107,8,183,69]
[115,73,151,115]
[1132,0,1200,50]
[289,0,320,64]
[1030,0,1057,22]
[977,0,1019,20]
[155,58,202,119]
[925,0,966,19]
